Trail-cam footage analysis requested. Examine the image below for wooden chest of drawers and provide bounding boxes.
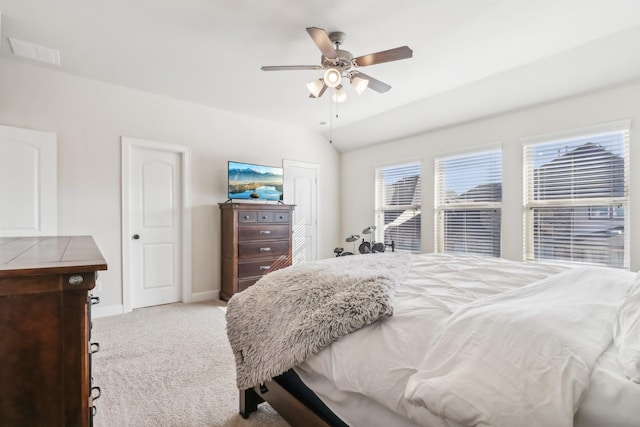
[219,203,294,300]
[0,236,107,427]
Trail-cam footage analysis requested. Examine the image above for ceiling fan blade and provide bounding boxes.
[309,84,328,98]
[353,72,392,93]
[353,46,413,67]
[261,65,323,71]
[306,27,338,59]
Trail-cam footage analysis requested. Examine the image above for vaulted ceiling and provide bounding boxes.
[2,0,640,151]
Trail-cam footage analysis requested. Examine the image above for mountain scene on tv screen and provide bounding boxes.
[228,163,283,201]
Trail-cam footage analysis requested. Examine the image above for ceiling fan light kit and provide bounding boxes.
[331,85,347,103]
[261,27,412,102]
[323,67,342,88]
[350,75,369,95]
[306,79,325,97]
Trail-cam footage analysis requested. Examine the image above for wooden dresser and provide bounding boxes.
[0,236,107,427]
[219,203,294,300]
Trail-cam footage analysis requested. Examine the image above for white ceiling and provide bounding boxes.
[2,0,640,151]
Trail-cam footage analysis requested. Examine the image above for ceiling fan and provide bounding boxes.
[261,27,413,103]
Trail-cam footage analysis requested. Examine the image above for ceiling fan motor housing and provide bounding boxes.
[321,49,353,71]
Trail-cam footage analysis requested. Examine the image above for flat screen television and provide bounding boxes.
[227,161,284,201]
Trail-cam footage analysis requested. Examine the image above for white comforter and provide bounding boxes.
[294,253,640,427]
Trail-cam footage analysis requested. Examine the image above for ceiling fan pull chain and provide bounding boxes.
[329,97,334,144]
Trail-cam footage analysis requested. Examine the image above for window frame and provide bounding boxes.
[374,160,422,253]
[434,145,503,257]
[522,120,630,268]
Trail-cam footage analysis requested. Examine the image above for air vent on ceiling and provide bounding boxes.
[8,37,61,66]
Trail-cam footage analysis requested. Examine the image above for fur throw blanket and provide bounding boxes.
[226,252,413,390]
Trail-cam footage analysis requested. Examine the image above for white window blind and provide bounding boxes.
[523,122,630,268]
[375,162,421,253]
[435,148,502,257]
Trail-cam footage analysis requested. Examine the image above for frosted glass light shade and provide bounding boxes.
[351,76,369,95]
[332,85,347,103]
[306,79,324,97]
[323,68,342,88]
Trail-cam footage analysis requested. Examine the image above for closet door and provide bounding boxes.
[0,125,57,236]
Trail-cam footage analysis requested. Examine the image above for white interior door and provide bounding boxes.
[0,125,57,236]
[125,138,183,309]
[283,160,318,264]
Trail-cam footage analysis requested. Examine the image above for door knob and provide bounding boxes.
[132,234,140,240]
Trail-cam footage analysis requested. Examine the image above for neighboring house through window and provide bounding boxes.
[374,161,421,253]
[523,121,630,268]
[435,147,502,257]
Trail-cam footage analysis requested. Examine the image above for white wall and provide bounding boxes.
[341,81,640,271]
[0,59,341,314]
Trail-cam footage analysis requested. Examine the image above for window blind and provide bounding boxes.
[374,162,421,253]
[435,148,502,257]
[523,123,629,268]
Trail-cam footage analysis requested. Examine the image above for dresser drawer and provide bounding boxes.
[238,211,257,223]
[239,240,289,259]
[257,211,274,222]
[238,277,260,292]
[273,211,290,223]
[238,257,289,278]
[238,224,290,241]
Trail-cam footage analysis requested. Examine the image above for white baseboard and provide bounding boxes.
[92,292,220,318]
[92,304,125,318]
[190,290,221,302]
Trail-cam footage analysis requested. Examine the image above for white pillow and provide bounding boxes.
[614,273,640,383]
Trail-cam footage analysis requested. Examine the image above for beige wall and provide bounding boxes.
[341,81,640,270]
[0,59,341,315]
[4,54,639,316]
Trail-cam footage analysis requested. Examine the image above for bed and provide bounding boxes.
[226,252,640,427]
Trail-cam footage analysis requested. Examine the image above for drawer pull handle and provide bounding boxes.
[92,405,97,417]
[90,296,100,305]
[259,230,271,235]
[90,342,100,354]
[260,247,272,252]
[68,275,83,285]
[91,386,102,400]
[259,266,271,270]
[244,215,251,219]
[262,216,268,219]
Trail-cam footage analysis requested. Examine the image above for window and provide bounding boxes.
[523,121,630,268]
[375,161,421,253]
[435,148,502,257]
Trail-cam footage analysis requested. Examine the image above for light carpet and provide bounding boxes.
[92,300,290,427]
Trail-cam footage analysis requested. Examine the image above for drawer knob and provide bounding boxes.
[244,215,251,219]
[91,296,101,305]
[260,247,272,252]
[262,216,268,219]
[259,230,271,235]
[68,275,84,285]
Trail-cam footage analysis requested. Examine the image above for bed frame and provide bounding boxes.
[239,370,347,427]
